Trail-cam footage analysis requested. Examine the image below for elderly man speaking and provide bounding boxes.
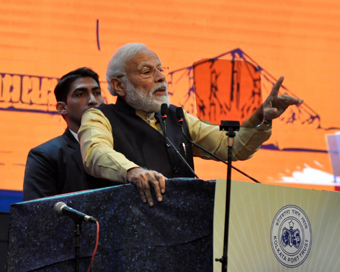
[78,43,303,206]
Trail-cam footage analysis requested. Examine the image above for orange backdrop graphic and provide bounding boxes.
[1,0,340,192]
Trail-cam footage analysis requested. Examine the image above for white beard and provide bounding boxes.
[125,80,170,113]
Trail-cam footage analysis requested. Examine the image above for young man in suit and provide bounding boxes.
[23,67,113,201]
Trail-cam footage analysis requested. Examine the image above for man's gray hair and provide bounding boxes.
[106,43,148,95]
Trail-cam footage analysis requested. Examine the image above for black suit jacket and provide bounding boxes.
[23,129,114,201]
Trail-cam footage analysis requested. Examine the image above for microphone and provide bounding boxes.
[176,107,260,183]
[160,103,168,137]
[54,202,97,224]
[161,103,168,120]
[160,103,199,179]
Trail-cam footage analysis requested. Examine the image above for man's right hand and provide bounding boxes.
[127,167,166,206]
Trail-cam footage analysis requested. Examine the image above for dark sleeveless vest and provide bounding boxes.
[98,97,195,178]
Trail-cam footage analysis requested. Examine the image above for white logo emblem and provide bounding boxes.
[270,205,312,268]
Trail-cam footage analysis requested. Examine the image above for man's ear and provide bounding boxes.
[56,101,67,116]
[111,78,125,97]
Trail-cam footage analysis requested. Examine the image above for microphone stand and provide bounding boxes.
[74,220,82,272]
[165,136,199,178]
[160,104,199,178]
[215,121,240,272]
[54,202,97,271]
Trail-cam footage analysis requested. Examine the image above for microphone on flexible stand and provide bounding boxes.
[54,202,97,223]
[54,202,98,272]
[160,104,199,179]
[175,107,261,184]
[160,103,168,138]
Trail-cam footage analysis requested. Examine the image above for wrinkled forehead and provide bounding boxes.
[125,49,161,72]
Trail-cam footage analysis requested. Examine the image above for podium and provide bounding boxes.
[7,178,340,271]
[7,178,215,272]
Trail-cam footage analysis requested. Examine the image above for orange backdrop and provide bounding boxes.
[1,0,340,192]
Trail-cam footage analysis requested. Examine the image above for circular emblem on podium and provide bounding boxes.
[270,205,312,268]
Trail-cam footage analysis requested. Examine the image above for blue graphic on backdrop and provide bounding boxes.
[96,19,100,51]
[0,72,109,114]
[0,72,58,113]
[168,48,325,129]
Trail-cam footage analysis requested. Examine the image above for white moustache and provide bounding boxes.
[151,82,168,94]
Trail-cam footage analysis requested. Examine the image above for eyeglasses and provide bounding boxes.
[116,66,169,79]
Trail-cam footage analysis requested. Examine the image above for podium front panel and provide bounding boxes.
[7,178,215,272]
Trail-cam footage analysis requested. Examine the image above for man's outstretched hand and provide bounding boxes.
[256,76,304,121]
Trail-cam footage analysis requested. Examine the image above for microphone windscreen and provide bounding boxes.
[54,202,66,215]
[161,103,168,116]
[176,107,184,119]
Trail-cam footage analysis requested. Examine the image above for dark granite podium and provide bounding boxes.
[7,178,215,272]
